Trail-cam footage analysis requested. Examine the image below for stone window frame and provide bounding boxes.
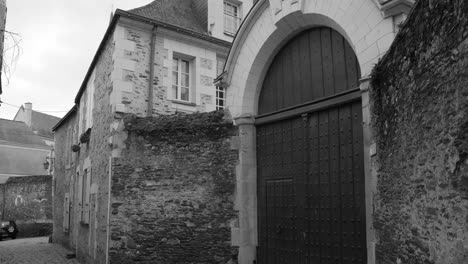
[172,55,192,102]
[216,86,225,110]
[223,1,242,36]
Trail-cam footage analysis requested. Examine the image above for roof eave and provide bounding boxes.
[52,105,77,132]
[116,9,231,47]
[74,13,121,104]
[73,9,232,105]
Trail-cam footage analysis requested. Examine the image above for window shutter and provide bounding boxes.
[77,172,83,222]
[63,193,70,232]
[83,168,91,224]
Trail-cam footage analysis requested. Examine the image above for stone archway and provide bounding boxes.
[221,1,412,263]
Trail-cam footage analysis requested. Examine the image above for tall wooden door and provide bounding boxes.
[256,27,366,264]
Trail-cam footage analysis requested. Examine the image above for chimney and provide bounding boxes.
[24,102,32,127]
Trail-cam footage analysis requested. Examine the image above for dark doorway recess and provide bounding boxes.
[256,27,367,264]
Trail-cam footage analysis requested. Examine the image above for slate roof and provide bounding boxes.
[0,146,49,176]
[0,119,50,177]
[31,111,61,139]
[128,0,207,35]
[0,119,48,146]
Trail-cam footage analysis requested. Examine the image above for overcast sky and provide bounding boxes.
[0,0,153,119]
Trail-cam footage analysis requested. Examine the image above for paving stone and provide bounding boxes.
[0,237,80,264]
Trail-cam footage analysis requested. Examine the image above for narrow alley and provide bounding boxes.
[0,237,80,264]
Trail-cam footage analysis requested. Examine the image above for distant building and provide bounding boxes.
[0,118,50,182]
[13,102,60,146]
[52,0,254,263]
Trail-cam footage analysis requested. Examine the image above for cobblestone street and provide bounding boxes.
[0,237,80,264]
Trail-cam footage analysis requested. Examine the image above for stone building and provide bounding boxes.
[13,102,60,146]
[0,118,53,234]
[52,1,254,263]
[216,0,467,263]
[0,118,52,181]
[54,0,468,263]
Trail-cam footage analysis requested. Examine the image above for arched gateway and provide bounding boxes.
[256,27,365,263]
[218,0,413,263]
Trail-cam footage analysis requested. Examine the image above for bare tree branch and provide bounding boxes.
[2,30,22,87]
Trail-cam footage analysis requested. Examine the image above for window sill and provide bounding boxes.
[171,99,196,107]
[224,31,236,37]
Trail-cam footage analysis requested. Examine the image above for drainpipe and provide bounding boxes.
[147,25,157,117]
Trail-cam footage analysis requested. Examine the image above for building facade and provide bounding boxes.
[13,102,60,146]
[0,118,51,181]
[52,1,254,263]
[0,118,53,227]
[217,0,468,263]
[217,0,415,263]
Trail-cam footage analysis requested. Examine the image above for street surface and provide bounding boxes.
[0,237,80,264]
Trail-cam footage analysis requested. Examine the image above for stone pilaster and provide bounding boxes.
[360,77,377,264]
[233,115,257,264]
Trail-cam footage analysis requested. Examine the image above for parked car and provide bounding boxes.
[0,220,18,240]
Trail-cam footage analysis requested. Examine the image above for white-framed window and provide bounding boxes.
[172,58,190,101]
[224,1,241,35]
[216,86,225,110]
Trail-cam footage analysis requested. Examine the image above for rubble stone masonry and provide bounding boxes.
[53,30,115,264]
[1,175,52,222]
[52,111,76,246]
[370,1,468,263]
[109,111,238,264]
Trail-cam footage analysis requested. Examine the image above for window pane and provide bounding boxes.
[172,85,178,99]
[181,73,189,87]
[172,59,178,71]
[181,88,189,101]
[181,60,189,74]
[172,71,178,85]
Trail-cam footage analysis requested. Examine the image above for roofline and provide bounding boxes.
[0,139,51,150]
[74,12,119,104]
[223,0,267,87]
[116,9,232,47]
[12,104,24,121]
[52,105,77,132]
[372,0,420,68]
[74,9,232,105]
[0,117,27,123]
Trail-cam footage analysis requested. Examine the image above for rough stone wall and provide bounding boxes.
[109,111,238,264]
[53,29,115,264]
[120,26,174,117]
[74,34,116,264]
[370,1,468,263]
[52,112,77,247]
[0,176,52,221]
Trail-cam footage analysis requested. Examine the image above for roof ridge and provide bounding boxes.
[127,0,208,36]
[0,118,26,123]
[31,110,61,119]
